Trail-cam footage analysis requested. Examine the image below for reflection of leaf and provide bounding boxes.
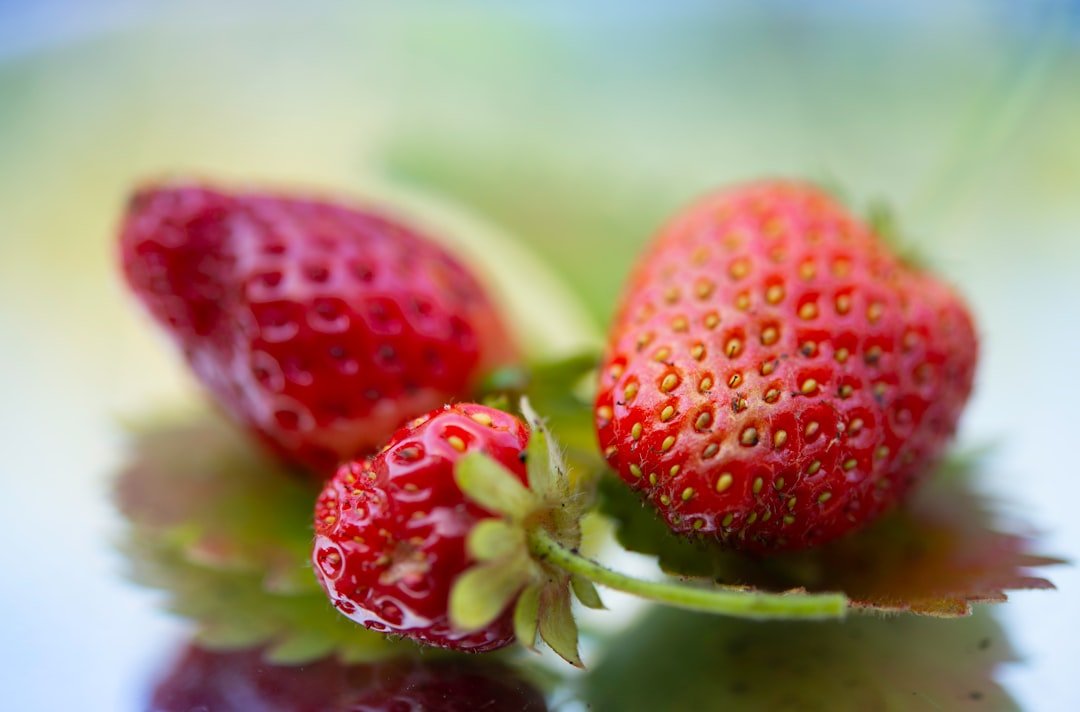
[584,607,1019,711]
[125,536,398,664]
[114,412,408,663]
[600,455,1062,615]
[115,415,317,587]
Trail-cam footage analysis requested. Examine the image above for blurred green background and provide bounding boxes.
[1,1,1078,709]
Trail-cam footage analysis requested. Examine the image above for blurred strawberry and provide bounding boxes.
[120,182,516,475]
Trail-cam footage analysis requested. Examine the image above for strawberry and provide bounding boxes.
[594,180,977,552]
[120,182,516,475]
[312,403,533,652]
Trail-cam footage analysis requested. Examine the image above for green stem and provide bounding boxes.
[528,528,847,620]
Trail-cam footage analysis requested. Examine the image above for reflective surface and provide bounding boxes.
[1,2,1078,710]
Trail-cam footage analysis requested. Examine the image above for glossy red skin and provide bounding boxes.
[595,181,977,552]
[148,644,547,711]
[120,183,516,476]
[313,403,530,652]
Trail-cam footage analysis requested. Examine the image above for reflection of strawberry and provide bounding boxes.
[595,181,977,552]
[148,644,547,711]
[350,658,548,711]
[313,403,531,652]
[148,645,347,711]
[120,182,516,475]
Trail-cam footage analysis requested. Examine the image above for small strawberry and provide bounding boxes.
[312,403,535,653]
[120,182,516,475]
[594,180,977,552]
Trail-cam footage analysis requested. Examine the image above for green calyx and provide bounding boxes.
[451,397,593,667]
[451,398,848,669]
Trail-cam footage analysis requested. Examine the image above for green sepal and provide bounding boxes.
[571,574,605,610]
[513,582,543,649]
[468,518,525,562]
[538,582,583,668]
[454,452,539,521]
[520,397,568,501]
[449,554,533,632]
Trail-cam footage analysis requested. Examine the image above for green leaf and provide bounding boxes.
[513,583,542,650]
[449,556,532,632]
[467,518,525,562]
[454,452,539,520]
[571,575,605,610]
[480,365,530,394]
[478,354,600,477]
[599,453,1062,616]
[528,352,600,389]
[538,583,583,668]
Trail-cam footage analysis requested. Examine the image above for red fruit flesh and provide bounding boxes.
[313,403,529,652]
[120,183,516,475]
[595,181,977,552]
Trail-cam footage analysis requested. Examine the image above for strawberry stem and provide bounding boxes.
[527,528,847,620]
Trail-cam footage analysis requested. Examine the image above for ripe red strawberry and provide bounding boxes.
[120,182,516,475]
[312,403,530,652]
[594,180,977,552]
